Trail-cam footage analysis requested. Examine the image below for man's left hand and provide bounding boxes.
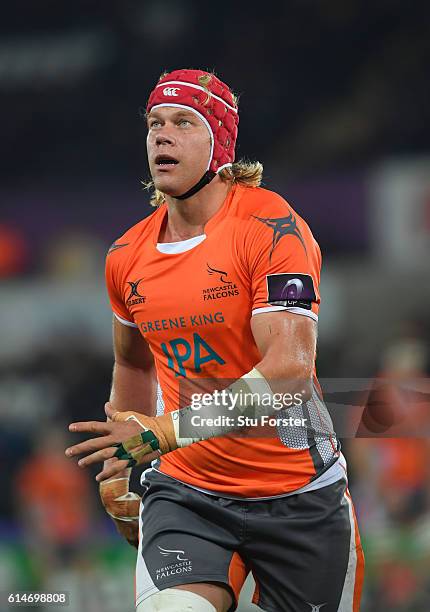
[65,403,175,481]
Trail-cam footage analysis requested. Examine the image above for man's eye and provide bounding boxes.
[149,120,161,128]
[179,119,191,127]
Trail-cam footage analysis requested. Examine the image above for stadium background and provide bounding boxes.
[1,1,430,610]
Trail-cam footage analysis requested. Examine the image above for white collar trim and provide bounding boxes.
[156,234,206,254]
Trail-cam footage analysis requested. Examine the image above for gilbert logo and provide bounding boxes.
[126,279,146,305]
[163,87,180,96]
[157,546,188,561]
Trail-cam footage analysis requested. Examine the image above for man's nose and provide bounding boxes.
[155,130,175,146]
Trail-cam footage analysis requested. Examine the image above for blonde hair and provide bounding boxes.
[143,159,263,207]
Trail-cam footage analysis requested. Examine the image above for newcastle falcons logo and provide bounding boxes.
[306,603,327,612]
[163,87,180,96]
[157,546,188,561]
[207,263,231,284]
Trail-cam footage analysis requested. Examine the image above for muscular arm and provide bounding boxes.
[110,317,157,415]
[97,318,157,547]
[103,317,157,476]
[251,310,317,398]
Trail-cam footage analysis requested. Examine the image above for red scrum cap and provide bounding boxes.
[146,69,239,199]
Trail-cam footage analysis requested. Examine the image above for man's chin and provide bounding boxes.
[153,178,192,198]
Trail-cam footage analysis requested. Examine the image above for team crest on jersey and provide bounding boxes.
[126,278,146,305]
[306,604,327,612]
[252,212,307,261]
[202,263,240,301]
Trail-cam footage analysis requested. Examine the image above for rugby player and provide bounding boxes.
[66,69,364,611]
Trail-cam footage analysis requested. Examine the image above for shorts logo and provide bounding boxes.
[157,546,188,561]
[163,87,180,96]
[252,212,307,261]
[155,544,193,581]
[306,603,327,612]
[203,263,239,301]
[126,279,146,305]
[266,273,316,310]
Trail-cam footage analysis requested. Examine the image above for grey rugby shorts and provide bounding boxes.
[135,470,364,611]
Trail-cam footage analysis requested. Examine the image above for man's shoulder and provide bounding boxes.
[234,185,310,230]
[106,206,163,258]
[234,185,320,261]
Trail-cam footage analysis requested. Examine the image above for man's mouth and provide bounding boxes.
[154,154,179,167]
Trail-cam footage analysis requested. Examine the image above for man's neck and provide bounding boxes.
[159,176,232,243]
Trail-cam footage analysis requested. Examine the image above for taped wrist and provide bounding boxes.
[110,368,273,461]
[99,474,140,522]
[171,367,273,447]
[114,411,172,462]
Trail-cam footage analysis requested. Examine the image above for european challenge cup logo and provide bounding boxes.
[266,273,316,310]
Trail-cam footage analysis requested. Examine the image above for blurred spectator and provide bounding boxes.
[42,230,106,280]
[15,427,94,577]
[348,327,430,610]
[0,224,27,277]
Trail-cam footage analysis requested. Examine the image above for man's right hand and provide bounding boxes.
[99,473,141,548]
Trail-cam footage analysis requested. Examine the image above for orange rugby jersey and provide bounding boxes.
[106,184,339,497]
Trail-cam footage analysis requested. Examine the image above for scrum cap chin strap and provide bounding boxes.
[173,170,216,200]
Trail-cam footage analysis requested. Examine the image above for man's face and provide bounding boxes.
[146,106,212,196]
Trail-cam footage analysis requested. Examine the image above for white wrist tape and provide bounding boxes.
[171,409,203,448]
[171,367,273,447]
